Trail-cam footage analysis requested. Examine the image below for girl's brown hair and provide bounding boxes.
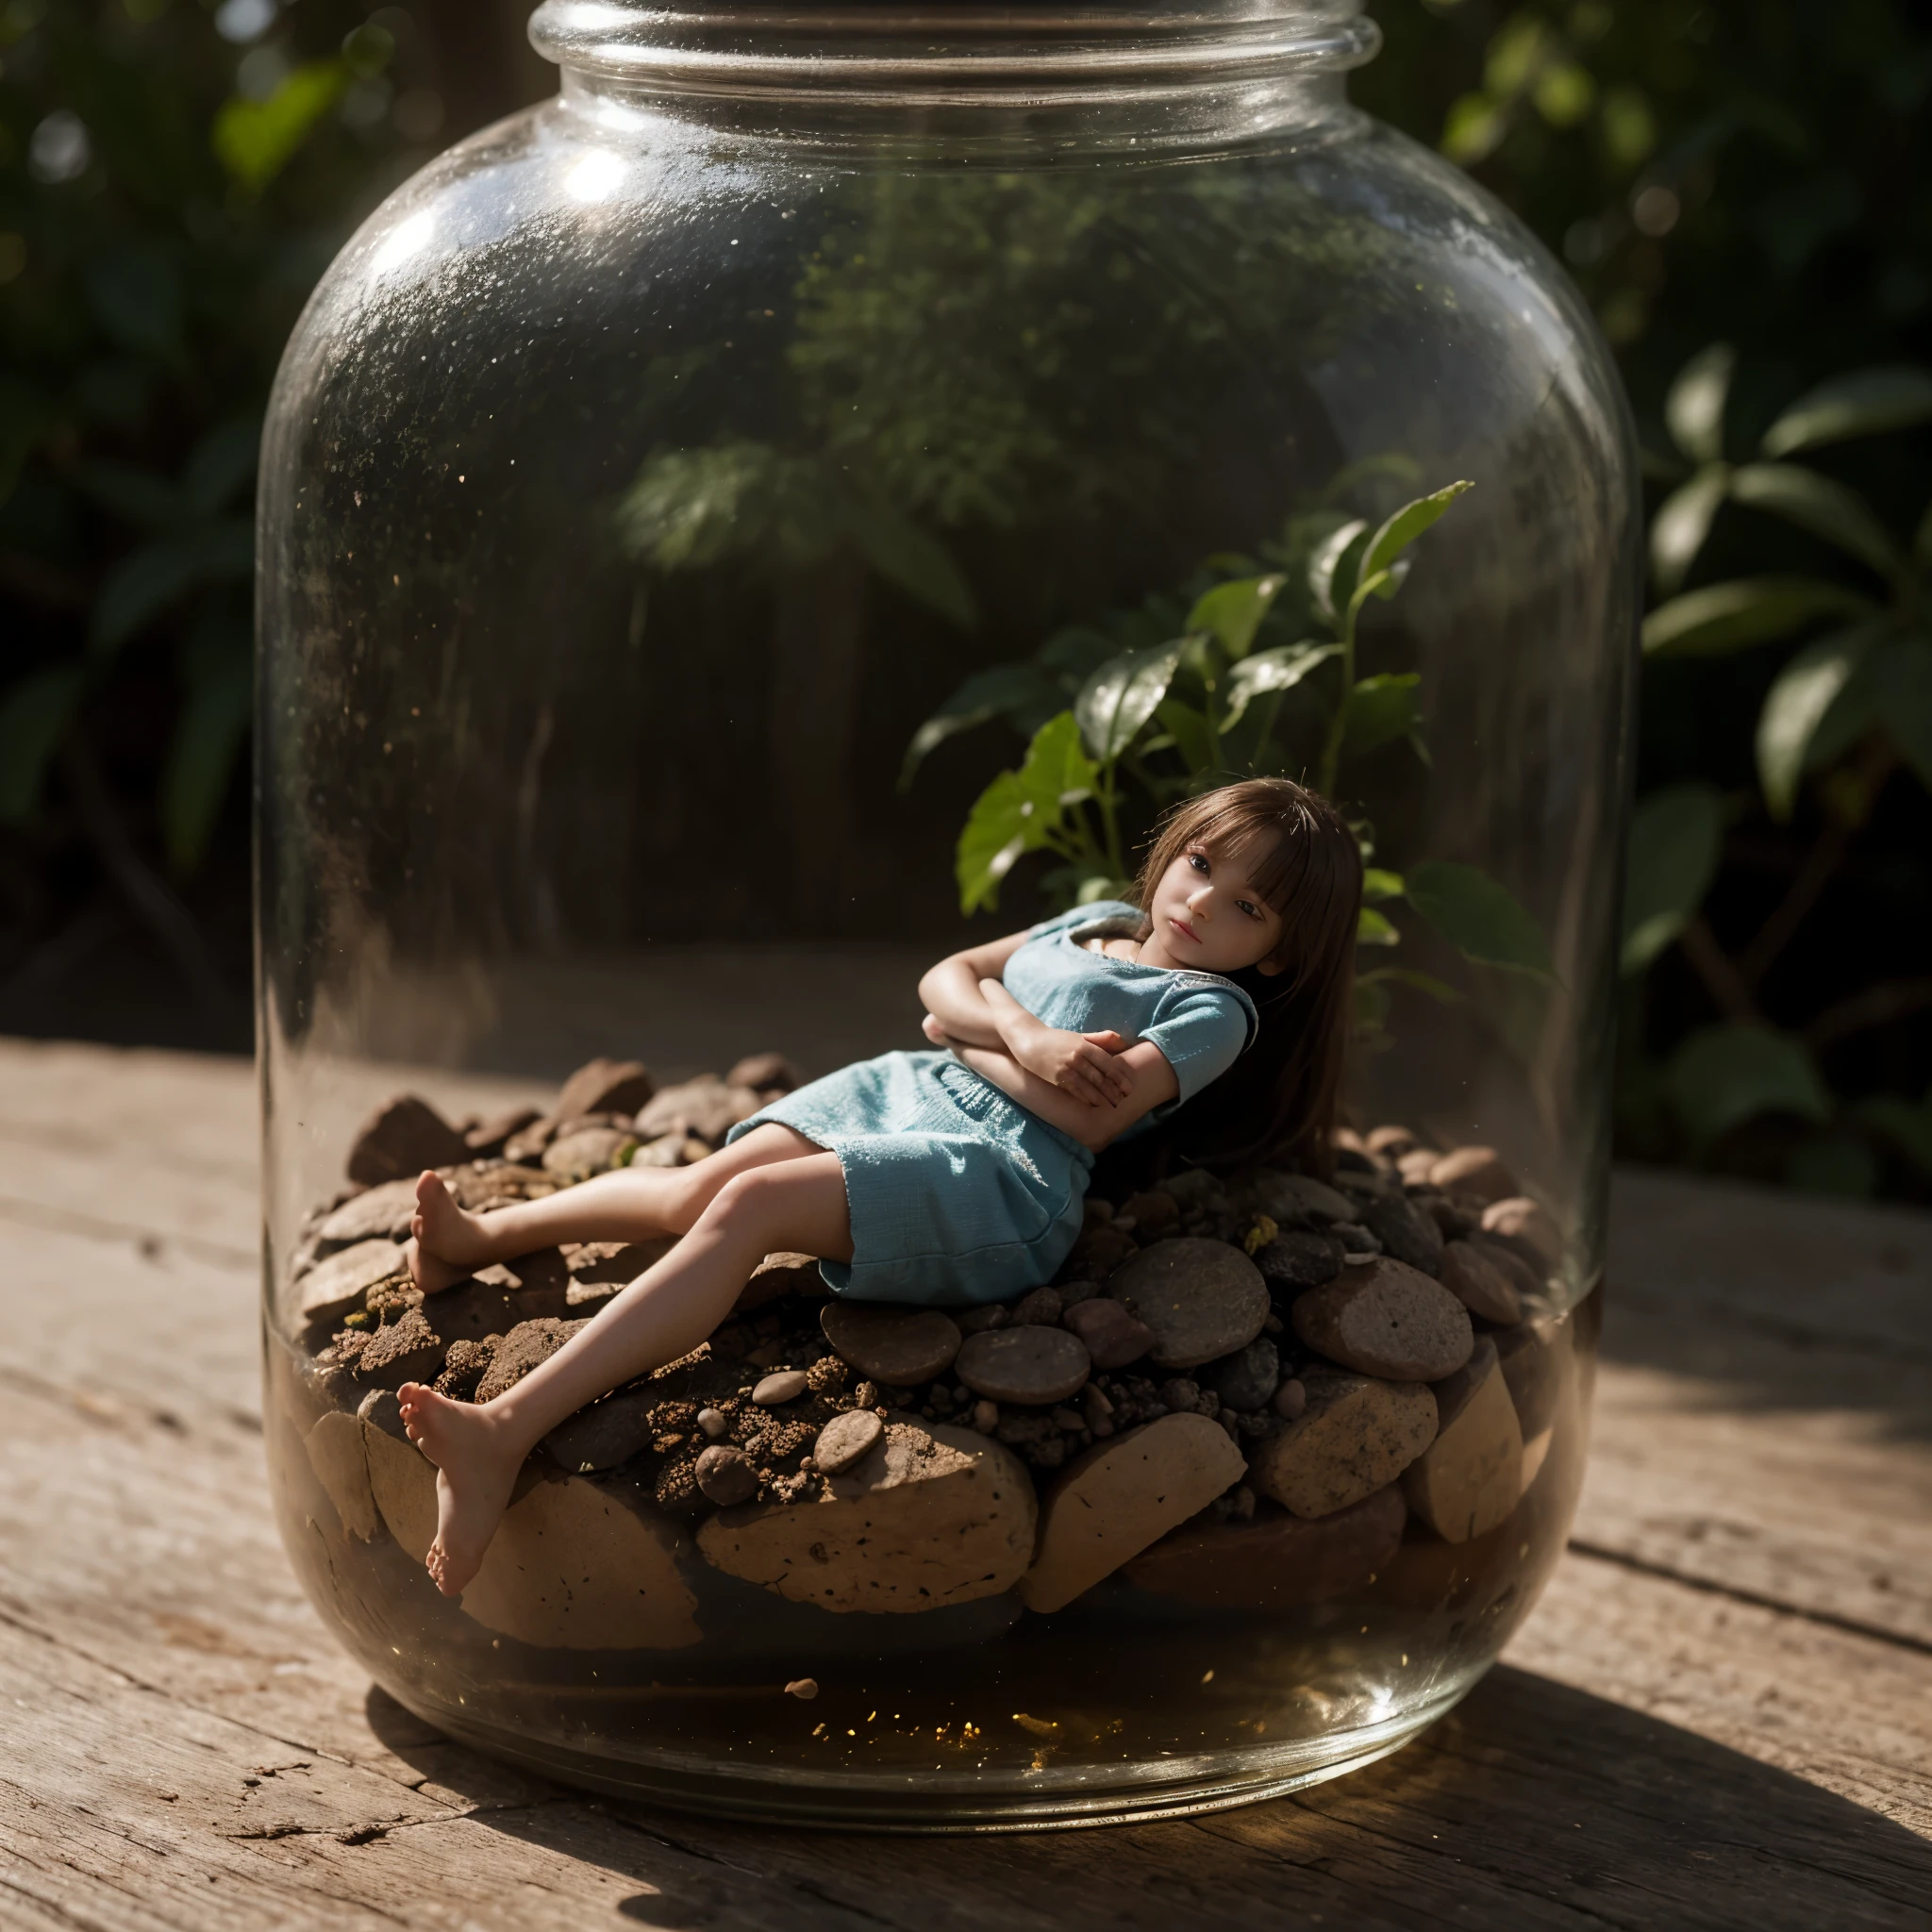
[1127,776,1362,1178]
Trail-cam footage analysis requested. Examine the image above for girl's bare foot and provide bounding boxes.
[395,1382,524,1596]
[407,1171,493,1293]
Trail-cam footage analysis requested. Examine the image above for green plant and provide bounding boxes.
[905,473,1553,1033]
[1621,347,1932,1191]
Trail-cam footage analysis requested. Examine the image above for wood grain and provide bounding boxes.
[2,1039,1929,1929]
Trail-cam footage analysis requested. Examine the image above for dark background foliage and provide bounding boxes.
[2,0,1927,1196]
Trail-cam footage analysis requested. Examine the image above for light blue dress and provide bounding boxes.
[726,904,1258,1307]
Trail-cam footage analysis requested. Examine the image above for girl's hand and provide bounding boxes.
[1010,1020,1135,1108]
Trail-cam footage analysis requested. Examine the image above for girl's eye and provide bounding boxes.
[1238,901,1260,919]
[1188,852,1209,874]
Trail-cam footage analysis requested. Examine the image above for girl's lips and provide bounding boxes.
[1171,916,1201,944]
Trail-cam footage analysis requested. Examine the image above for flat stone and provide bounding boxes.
[1253,1228,1344,1291]
[1059,1296,1156,1370]
[1349,1188,1445,1275]
[1482,1195,1562,1264]
[349,1306,444,1388]
[562,1238,674,1307]
[635,1075,762,1144]
[736,1250,821,1312]
[1107,1239,1269,1371]
[821,1303,962,1386]
[955,1325,1091,1405]
[475,1318,589,1404]
[1418,1191,1481,1237]
[752,1371,809,1407]
[727,1051,804,1093]
[345,1094,471,1187]
[462,1106,542,1158]
[298,1238,407,1325]
[304,1410,377,1541]
[553,1057,657,1123]
[1464,1230,1546,1302]
[697,1420,1035,1613]
[430,1272,571,1344]
[812,1407,883,1475]
[541,1125,636,1182]
[1016,1412,1248,1613]
[1246,1369,1439,1520]
[458,1473,700,1650]
[1426,1144,1519,1204]
[1200,1337,1279,1412]
[1058,1223,1139,1284]
[1118,1190,1181,1238]
[362,1412,439,1564]
[1291,1258,1474,1381]
[696,1443,759,1504]
[1402,1338,1524,1543]
[315,1180,421,1248]
[1272,1376,1307,1420]
[1438,1241,1523,1324]
[1124,1485,1407,1607]
[1494,1311,1571,1440]
[1366,1124,1421,1157]
[1249,1171,1356,1226]
[1012,1286,1063,1326]
[542,1387,658,1473]
[442,1163,558,1209]
[1397,1148,1441,1184]
[502,1117,558,1163]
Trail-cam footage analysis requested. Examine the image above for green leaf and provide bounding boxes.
[1308,519,1369,625]
[1357,965,1462,1005]
[1219,641,1341,729]
[1405,859,1554,978]
[844,486,976,628]
[1665,1023,1831,1152]
[1074,641,1184,763]
[89,522,255,657]
[1855,1092,1932,1175]
[1621,782,1723,974]
[1357,906,1400,946]
[1641,576,1874,658]
[954,712,1096,915]
[213,61,351,192]
[1726,463,1902,579]
[1361,867,1404,902]
[1185,575,1285,662]
[1665,342,1735,465]
[1759,365,1932,458]
[1358,480,1474,584]
[0,665,86,824]
[900,664,1064,788]
[1753,623,1883,820]
[161,647,253,874]
[1154,698,1215,772]
[1649,463,1730,595]
[1342,673,1423,757]
[1868,633,1932,789]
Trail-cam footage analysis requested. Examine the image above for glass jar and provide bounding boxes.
[258,0,1636,1829]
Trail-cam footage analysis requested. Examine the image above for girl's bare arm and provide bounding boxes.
[949,1039,1179,1151]
[916,930,1035,1049]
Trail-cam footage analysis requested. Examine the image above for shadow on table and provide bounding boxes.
[366,1666,1931,1930]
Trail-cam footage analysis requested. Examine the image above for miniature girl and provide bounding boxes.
[397,776,1362,1594]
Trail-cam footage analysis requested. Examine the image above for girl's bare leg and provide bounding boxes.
[396,1151,852,1595]
[406,1122,821,1291]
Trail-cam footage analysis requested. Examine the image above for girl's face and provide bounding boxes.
[1142,837,1286,975]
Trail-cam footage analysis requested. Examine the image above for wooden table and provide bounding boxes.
[2,1037,1927,1929]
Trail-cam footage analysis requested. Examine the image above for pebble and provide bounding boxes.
[1329,1221,1381,1259]
[475,1317,590,1404]
[1437,1241,1522,1324]
[696,1407,729,1439]
[349,1306,445,1388]
[1291,1259,1474,1382]
[1252,1229,1344,1291]
[1059,1296,1156,1370]
[542,1387,659,1473]
[1401,1338,1524,1542]
[1118,1190,1180,1238]
[1494,1314,1569,1440]
[1396,1147,1441,1184]
[696,1443,759,1505]
[1426,1145,1518,1204]
[1012,1286,1064,1326]
[1124,1484,1407,1608]
[784,1677,820,1701]
[956,1326,1091,1406]
[345,1093,471,1188]
[1272,1376,1307,1420]
[1158,1377,1202,1414]
[1017,1412,1249,1613]
[635,1075,762,1144]
[1246,1370,1439,1520]
[752,1370,809,1407]
[1366,1124,1420,1157]
[1481,1195,1561,1264]
[1417,1191,1480,1237]
[298,1238,408,1325]
[728,1051,805,1094]
[1108,1238,1269,1370]
[821,1303,962,1386]
[462,1106,542,1157]
[541,1125,637,1181]
[1201,1338,1278,1412]
[972,1399,999,1433]
[735,1251,822,1312]
[553,1057,657,1123]
[812,1407,884,1476]
[957,1304,1008,1335]
[1249,1171,1356,1226]
[314,1180,422,1248]
[1463,1230,1545,1302]
[1348,1188,1445,1275]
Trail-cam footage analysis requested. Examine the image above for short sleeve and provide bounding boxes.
[1024,899,1142,941]
[1139,987,1253,1108]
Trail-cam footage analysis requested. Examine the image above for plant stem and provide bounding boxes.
[1315,611,1355,800]
[1737,819,1851,990]
[1094,763,1124,877]
[1805,976,1932,1051]
[1678,913,1758,1023]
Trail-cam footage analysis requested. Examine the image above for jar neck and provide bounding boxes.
[530,2,1380,158]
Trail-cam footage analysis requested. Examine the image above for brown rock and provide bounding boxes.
[541,1125,636,1182]
[821,1303,962,1387]
[752,1371,808,1407]
[695,1443,758,1504]
[1012,1286,1063,1326]
[956,1325,1091,1405]
[636,1075,761,1144]
[812,1407,883,1476]
[1397,1148,1441,1185]
[735,1250,821,1312]
[696,1420,1035,1612]
[1124,1485,1407,1607]
[474,1318,589,1403]
[727,1051,804,1094]
[1058,1222,1139,1284]
[542,1387,658,1473]
[1016,1412,1248,1613]
[298,1237,407,1326]
[1494,1311,1571,1440]
[1347,1187,1445,1275]
[1249,1171,1355,1226]
[1417,1191,1480,1237]
[1291,1258,1474,1381]
[1464,1231,1546,1302]
[315,1180,421,1247]
[1118,1190,1180,1238]
[1252,1228,1345,1292]
[1107,1238,1269,1371]
[1438,1241,1523,1324]
[1246,1369,1438,1520]
[502,1117,559,1164]
[1401,1338,1524,1543]
[463,1107,542,1158]
[957,1305,1008,1336]
[628,1132,709,1168]
[1365,1124,1421,1157]
[553,1057,656,1124]
[1201,1337,1279,1412]
[1060,1296,1155,1370]
[1426,1145,1518,1204]
[442,1163,559,1210]
[563,1238,674,1308]
[1272,1376,1307,1420]
[1482,1195,1562,1264]
[362,1413,439,1563]
[346,1094,470,1187]
[350,1306,444,1388]
[304,1410,377,1541]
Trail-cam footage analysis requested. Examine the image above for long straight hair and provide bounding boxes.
[1126,777,1361,1179]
